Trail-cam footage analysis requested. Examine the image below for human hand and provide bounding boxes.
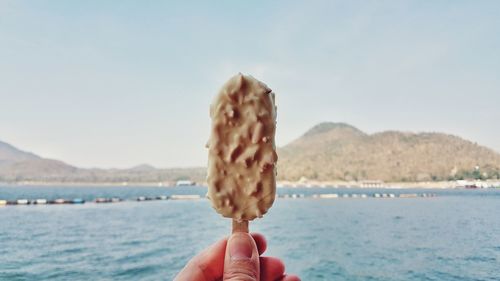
[174,232,300,281]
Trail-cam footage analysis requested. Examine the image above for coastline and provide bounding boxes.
[277,180,500,189]
[1,179,499,189]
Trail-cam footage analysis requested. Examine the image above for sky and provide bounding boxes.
[1,0,499,169]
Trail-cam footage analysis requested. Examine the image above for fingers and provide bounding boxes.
[254,234,300,281]
[260,257,301,281]
[278,275,301,281]
[250,233,267,255]
[223,232,260,281]
[260,257,284,281]
[174,238,227,281]
[174,233,300,281]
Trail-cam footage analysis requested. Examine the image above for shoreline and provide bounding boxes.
[1,180,499,189]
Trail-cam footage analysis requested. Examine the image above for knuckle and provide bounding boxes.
[223,261,258,281]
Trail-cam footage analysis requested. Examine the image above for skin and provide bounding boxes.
[174,233,300,281]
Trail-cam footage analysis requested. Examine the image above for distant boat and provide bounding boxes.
[176,180,195,186]
[457,180,481,189]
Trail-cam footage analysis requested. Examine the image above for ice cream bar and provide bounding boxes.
[207,73,277,222]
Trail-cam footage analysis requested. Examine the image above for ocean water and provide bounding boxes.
[0,186,499,281]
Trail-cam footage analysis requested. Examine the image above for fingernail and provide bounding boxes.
[228,233,253,261]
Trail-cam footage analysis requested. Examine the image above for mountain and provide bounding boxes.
[0,140,204,183]
[129,164,157,171]
[278,122,500,181]
[2,123,500,183]
[0,140,39,164]
[0,140,78,180]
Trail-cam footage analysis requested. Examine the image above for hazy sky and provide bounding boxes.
[1,0,499,168]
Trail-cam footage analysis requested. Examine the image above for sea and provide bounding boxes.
[0,185,499,281]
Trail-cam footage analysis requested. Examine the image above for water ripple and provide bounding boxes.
[1,186,499,280]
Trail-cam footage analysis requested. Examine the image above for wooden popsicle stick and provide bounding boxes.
[232,219,249,233]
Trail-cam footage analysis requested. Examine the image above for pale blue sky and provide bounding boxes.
[1,0,499,168]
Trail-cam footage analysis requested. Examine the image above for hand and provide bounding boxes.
[174,232,300,281]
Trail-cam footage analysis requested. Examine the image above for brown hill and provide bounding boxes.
[2,123,500,183]
[0,140,204,183]
[0,140,40,164]
[278,122,500,182]
[0,141,78,181]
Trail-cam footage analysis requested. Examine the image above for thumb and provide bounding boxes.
[223,232,260,281]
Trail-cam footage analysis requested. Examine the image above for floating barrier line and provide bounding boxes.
[0,193,436,206]
[170,195,201,200]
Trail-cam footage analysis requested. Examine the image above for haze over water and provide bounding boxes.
[1,186,499,280]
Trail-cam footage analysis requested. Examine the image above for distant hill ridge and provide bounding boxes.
[278,122,500,182]
[302,122,364,137]
[0,140,40,163]
[1,122,500,183]
[0,140,204,183]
